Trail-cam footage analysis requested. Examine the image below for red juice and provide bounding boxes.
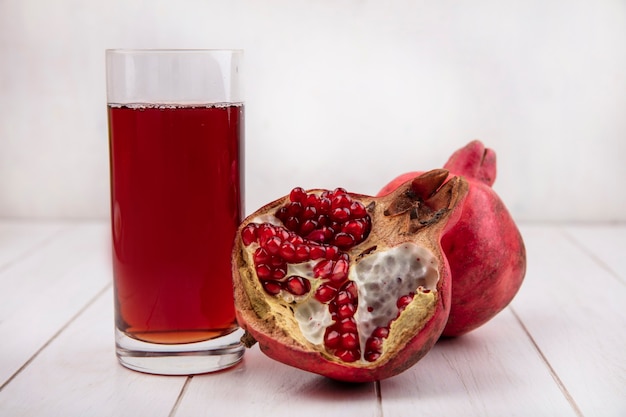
[108,103,244,344]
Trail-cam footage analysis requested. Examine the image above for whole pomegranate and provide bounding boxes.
[378,140,526,337]
[232,170,468,382]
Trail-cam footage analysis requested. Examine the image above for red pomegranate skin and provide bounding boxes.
[378,140,526,337]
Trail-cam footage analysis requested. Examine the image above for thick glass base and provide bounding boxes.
[115,327,245,375]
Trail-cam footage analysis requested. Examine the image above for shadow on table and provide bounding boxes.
[379,318,537,400]
[379,333,489,399]
[286,366,378,403]
[289,336,481,401]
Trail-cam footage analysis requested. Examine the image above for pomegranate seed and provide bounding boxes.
[373,327,390,339]
[332,187,348,197]
[330,207,350,222]
[283,216,300,232]
[272,264,287,280]
[287,234,304,244]
[342,220,365,238]
[338,317,357,333]
[278,228,291,240]
[269,255,285,267]
[241,223,258,246]
[340,332,359,350]
[279,241,296,261]
[262,280,282,295]
[397,293,414,310]
[364,219,372,234]
[321,226,334,242]
[287,201,302,216]
[332,232,355,249]
[329,259,349,283]
[342,281,358,299]
[349,201,368,218]
[366,336,383,351]
[364,351,381,362]
[313,259,334,279]
[327,222,340,234]
[294,245,310,262]
[256,264,272,280]
[263,236,282,255]
[300,219,318,236]
[335,349,359,363]
[324,245,340,260]
[318,197,331,214]
[314,284,336,303]
[306,193,319,207]
[328,302,338,318]
[290,187,307,203]
[302,205,317,219]
[317,214,330,226]
[253,247,271,264]
[337,303,356,319]
[306,229,326,243]
[285,276,311,296]
[331,194,351,209]
[275,206,289,221]
[309,245,326,260]
[258,224,277,241]
[327,279,347,290]
[324,329,341,349]
[335,290,352,305]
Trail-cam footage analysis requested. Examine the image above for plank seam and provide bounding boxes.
[0,282,112,392]
[559,227,626,287]
[510,306,585,417]
[168,376,193,417]
[0,224,72,274]
[374,380,384,417]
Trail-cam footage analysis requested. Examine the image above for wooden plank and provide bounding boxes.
[0,222,111,386]
[0,286,186,417]
[175,345,380,417]
[512,224,626,417]
[563,224,626,284]
[0,221,67,269]
[379,308,577,417]
[1,222,622,416]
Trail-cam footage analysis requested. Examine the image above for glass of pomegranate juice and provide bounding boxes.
[106,49,245,375]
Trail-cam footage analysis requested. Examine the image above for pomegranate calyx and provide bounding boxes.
[410,168,449,200]
[443,140,496,186]
[384,171,462,234]
[383,169,449,218]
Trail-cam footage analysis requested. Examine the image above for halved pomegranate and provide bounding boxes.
[378,140,527,337]
[232,170,468,382]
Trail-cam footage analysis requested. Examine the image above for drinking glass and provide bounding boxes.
[106,49,245,375]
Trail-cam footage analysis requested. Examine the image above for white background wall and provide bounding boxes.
[1,0,625,222]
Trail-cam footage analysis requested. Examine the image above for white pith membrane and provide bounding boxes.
[246,215,440,363]
[352,243,439,359]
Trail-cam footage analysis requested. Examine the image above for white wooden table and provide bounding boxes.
[0,220,624,417]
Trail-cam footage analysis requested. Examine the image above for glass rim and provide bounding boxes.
[105,48,243,104]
